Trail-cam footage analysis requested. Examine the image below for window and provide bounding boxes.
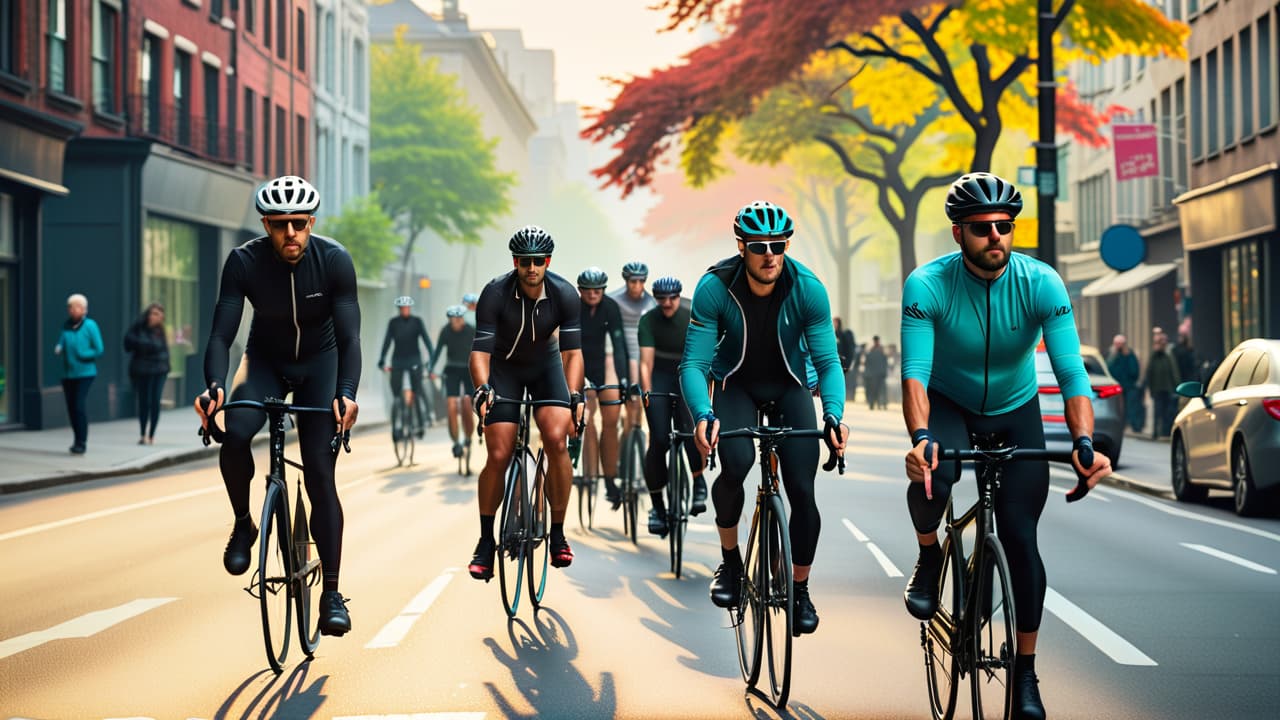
[243,88,255,171]
[1251,355,1272,385]
[211,0,223,20]
[174,49,192,146]
[1206,49,1219,154]
[1160,88,1174,204]
[263,0,271,49]
[246,0,255,34]
[1223,240,1264,349]
[353,144,366,197]
[1167,0,1182,22]
[295,113,306,177]
[275,104,285,174]
[324,11,335,92]
[1188,0,1198,15]
[1190,58,1203,159]
[296,9,305,72]
[48,0,69,93]
[262,99,271,175]
[1206,351,1240,395]
[1260,15,1274,128]
[1174,77,1188,192]
[276,0,286,60]
[316,126,328,200]
[141,34,162,134]
[1227,350,1263,389]
[340,30,348,97]
[204,63,220,157]
[1,0,17,74]
[353,38,366,111]
[226,78,236,163]
[1242,26,1254,137]
[143,217,200,382]
[92,2,119,113]
[1223,39,1235,146]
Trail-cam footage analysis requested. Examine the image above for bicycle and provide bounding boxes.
[646,390,698,579]
[920,435,1087,720]
[617,403,647,545]
[571,382,627,531]
[199,397,352,674]
[389,365,424,467]
[711,404,844,708]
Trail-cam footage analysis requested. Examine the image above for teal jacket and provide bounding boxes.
[57,317,104,379]
[680,255,845,421]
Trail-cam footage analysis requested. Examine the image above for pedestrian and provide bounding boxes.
[54,293,103,454]
[864,335,888,410]
[124,303,170,445]
[1107,334,1143,433]
[1172,329,1197,385]
[1145,329,1181,439]
[833,317,857,401]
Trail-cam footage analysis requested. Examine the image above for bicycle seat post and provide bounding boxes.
[267,399,288,481]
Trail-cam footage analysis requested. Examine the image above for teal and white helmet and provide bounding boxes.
[733,201,794,239]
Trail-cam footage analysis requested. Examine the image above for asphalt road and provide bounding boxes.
[1,408,1277,719]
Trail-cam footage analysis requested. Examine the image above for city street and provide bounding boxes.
[2,406,1277,719]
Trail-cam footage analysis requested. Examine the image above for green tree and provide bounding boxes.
[316,193,401,281]
[371,26,514,290]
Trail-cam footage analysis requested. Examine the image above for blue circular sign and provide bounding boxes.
[1099,225,1146,272]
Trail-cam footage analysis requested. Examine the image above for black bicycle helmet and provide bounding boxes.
[651,276,682,297]
[944,172,1023,221]
[621,261,649,281]
[733,200,794,239]
[577,266,608,289]
[508,225,555,256]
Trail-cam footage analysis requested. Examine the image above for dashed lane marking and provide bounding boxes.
[842,518,903,577]
[366,570,457,649]
[1180,543,1277,575]
[1044,587,1157,666]
[0,598,178,661]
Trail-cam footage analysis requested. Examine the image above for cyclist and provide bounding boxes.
[639,275,707,537]
[462,292,479,326]
[377,296,434,438]
[575,266,630,508]
[900,172,1112,720]
[608,261,656,434]
[683,201,847,635]
[194,175,359,637]
[468,225,585,580]
[428,304,477,459]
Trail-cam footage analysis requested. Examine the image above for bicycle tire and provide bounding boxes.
[627,428,645,544]
[258,481,293,673]
[762,493,793,707]
[391,398,411,466]
[923,534,963,720]
[971,535,1017,720]
[668,444,689,578]
[529,449,551,607]
[293,483,323,658]
[497,456,527,618]
[735,500,765,688]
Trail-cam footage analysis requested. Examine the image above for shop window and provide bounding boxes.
[143,217,200,383]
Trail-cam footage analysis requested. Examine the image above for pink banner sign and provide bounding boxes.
[1113,124,1159,181]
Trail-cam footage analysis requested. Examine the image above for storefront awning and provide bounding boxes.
[1080,262,1177,297]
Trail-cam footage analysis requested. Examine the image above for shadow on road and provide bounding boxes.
[483,607,616,718]
[214,661,328,719]
[744,689,827,719]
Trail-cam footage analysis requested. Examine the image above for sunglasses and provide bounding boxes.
[743,240,789,255]
[654,294,680,302]
[959,221,1014,236]
[516,256,548,267]
[266,218,311,232]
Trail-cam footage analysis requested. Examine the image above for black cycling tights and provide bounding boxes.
[712,379,820,566]
[643,371,701,494]
[221,351,344,584]
[907,389,1049,633]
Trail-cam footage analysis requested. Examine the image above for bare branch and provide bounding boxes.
[899,12,981,130]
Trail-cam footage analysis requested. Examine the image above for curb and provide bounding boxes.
[1098,471,1174,501]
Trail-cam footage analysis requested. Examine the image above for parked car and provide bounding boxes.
[1170,338,1280,516]
[1037,344,1126,467]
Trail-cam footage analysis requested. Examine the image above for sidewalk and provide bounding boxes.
[0,393,389,494]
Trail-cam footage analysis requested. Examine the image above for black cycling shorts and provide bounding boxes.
[441,367,474,398]
[485,353,570,425]
[584,355,608,388]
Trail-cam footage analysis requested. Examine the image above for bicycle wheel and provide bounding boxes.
[293,482,323,658]
[923,534,963,720]
[497,457,527,617]
[761,493,793,707]
[668,444,690,577]
[529,449,551,608]
[735,503,765,688]
[257,480,293,672]
[971,535,1017,720]
[391,398,411,466]
[627,429,646,544]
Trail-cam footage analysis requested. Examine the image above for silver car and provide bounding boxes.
[1037,344,1127,467]
[1171,338,1280,516]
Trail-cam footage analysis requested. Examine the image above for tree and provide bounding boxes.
[316,192,401,280]
[371,26,514,290]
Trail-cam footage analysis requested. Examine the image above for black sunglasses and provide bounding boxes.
[959,221,1014,236]
[743,240,788,255]
[267,218,311,232]
[516,256,548,267]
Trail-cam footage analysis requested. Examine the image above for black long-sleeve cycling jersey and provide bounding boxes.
[378,315,433,367]
[580,295,629,383]
[204,234,361,399]
[429,323,476,372]
[471,270,581,362]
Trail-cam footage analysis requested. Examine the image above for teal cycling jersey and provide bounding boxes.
[900,251,1090,416]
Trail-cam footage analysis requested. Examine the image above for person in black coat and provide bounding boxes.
[124,303,170,444]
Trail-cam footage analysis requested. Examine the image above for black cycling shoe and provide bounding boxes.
[1013,664,1046,720]
[468,537,496,581]
[647,508,669,538]
[904,542,944,620]
[222,517,258,576]
[451,441,464,458]
[691,476,708,516]
[605,485,623,510]
[710,560,743,608]
[318,590,352,637]
[793,583,819,635]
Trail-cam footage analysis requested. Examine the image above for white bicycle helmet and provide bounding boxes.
[393,296,415,307]
[446,304,467,318]
[255,175,320,215]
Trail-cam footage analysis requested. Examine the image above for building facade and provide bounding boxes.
[312,0,370,217]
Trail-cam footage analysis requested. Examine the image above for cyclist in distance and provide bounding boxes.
[682,201,848,635]
[575,266,630,508]
[468,226,585,580]
[461,292,479,325]
[429,304,477,460]
[900,172,1112,720]
[608,261,656,435]
[194,175,360,637]
[377,296,434,437]
[639,275,707,537]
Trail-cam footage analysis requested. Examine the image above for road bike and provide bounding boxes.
[617,407,647,544]
[389,365,424,466]
[200,397,351,673]
[646,390,698,578]
[571,382,627,531]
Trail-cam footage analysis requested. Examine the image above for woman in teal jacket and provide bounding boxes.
[55,293,103,454]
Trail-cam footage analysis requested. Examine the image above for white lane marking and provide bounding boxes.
[866,543,904,578]
[334,714,486,720]
[0,598,178,661]
[1100,487,1280,543]
[366,571,456,649]
[1043,587,1157,666]
[841,517,869,542]
[1180,543,1277,575]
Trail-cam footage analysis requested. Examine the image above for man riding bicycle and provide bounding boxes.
[378,296,434,438]
[194,175,360,637]
[638,275,707,537]
[683,201,847,636]
[468,226,585,579]
[609,261,656,435]
[429,304,477,459]
[901,172,1112,720]
[575,266,630,508]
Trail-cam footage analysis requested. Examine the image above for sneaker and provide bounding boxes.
[468,537,496,581]
[904,542,944,620]
[647,508,669,538]
[793,583,819,635]
[550,536,574,568]
[222,517,258,576]
[318,590,352,637]
[710,560,743,608]
[691,476,708,516]
[1013,664,1046,720]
